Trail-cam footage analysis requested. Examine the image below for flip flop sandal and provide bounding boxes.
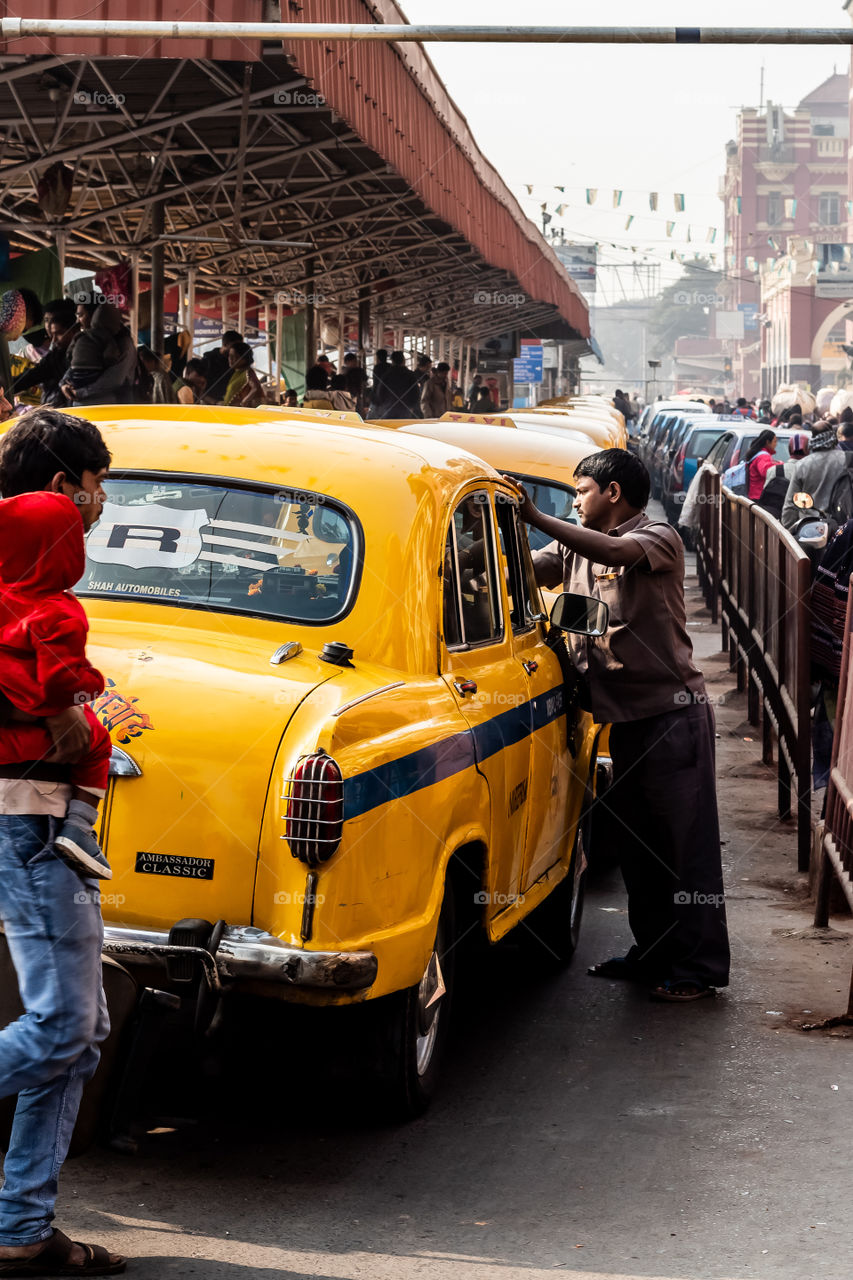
[0,1230,127,1276]
[650,980,716,1003]
[587,955,647,981]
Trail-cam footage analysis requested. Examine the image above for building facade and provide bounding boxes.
[720,74,849,397]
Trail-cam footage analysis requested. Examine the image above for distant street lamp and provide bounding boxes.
[647,358,661,404]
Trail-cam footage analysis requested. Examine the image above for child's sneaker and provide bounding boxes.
[55,821,113,880]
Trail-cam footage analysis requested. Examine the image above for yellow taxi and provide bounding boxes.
[439,410,622,450]
[57,405,605,1115]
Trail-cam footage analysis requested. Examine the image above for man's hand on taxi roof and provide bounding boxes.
[503,473,646,569]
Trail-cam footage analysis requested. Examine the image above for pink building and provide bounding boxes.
[720,74,849,397]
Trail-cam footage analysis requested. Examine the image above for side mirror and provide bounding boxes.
[549,592,610,636]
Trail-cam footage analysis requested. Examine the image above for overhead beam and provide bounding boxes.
[2,21,852,45]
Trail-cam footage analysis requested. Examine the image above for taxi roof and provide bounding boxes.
[69,404,503,500]
[382,417,600,488]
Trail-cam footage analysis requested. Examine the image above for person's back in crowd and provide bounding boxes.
[328,374,357,412]
[781,419,850,528]
[305,353,333,392]
[471,385,496,414]
[420,361,452,419]
[376,350,420,417]
[613,388,631,420]
[60,302,136,405]
[733,397,755,419]
[466,372,483,410]
[366,348,390,419]
[342,353,368,413]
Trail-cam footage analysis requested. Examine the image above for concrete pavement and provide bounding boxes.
[53,556,853,1280]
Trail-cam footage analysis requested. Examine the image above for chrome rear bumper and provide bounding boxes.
[102,924,377,992]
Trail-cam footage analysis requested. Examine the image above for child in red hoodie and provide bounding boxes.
[0,490,112,878]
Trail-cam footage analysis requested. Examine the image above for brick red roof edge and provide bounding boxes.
[285,0,590,337]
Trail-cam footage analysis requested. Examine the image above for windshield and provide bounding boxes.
[518,476,577,550]
[686,428,725,459]
[78,475,361,624]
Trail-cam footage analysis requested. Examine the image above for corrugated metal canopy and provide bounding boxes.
[0,1,589,343]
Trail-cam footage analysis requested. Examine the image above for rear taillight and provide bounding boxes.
[674,444,687,484]
[283,751,344,866]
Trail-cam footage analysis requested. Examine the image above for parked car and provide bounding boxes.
[48,405,605,1118]
[440,410,619,452]
[702,425,808,477]
[639,410,681,487]
[660,417,742,521]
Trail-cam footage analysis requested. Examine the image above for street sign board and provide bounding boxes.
[513,339,543,384]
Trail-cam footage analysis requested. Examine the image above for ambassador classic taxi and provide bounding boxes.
[61,406,603,1115]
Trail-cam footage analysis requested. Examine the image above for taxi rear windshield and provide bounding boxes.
[77,475,360,624]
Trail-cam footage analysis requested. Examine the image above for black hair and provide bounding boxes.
[330,374,348,390]
[43,297,77,331]
[375,348,388,362]
[184,358,207,379]
[73,298,97,317]
[745,429,776,462]
[390,350,407,365]
[839,421,853,440]
[343,352,358,364]
[574,448,650,510]
[137,345,156,363]
[841,406,853,425]
[436,362,450,373]
[221,329,242,347]
[0,408,111,497]
[229,341,253,364]
[736,397,748,407]
[788,413,803,427]
[417,354,432,367]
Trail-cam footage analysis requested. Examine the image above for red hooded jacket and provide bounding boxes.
[0,492,104,718]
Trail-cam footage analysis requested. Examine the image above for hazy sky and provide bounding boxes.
[401,1,851,289]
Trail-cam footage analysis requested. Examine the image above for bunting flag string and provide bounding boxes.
[586,188,597,205]
[612,190,623,207]
[784,197,797,219]
[649,192,658,211]
[666,221,676,237]
[624,214,634,230]
[674,193,686,212]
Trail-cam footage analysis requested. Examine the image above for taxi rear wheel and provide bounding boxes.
[520,820,587,968]
[370,883,456,1120]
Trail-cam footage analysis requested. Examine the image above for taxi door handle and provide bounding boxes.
[522,660,538,675]
[453,679,478,696]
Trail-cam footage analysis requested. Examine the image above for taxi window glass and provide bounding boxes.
[78,476,359,624]
[495,493,540,631]
[444,492,502,648]
[686,428,725,459]
[519,479,577,552]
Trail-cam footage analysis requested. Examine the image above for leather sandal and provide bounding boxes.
[650,979,716,1003]
[587,955,648,981]
[0,1229,127,1276]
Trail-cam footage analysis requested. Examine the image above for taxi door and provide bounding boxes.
[441,489,531,913]
[493,496,580,894]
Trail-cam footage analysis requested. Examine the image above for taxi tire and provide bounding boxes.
[519,820,587,969]
[371,882,456,1121]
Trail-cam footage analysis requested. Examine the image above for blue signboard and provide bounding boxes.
[513,342,544,384]
[738,303,759,332]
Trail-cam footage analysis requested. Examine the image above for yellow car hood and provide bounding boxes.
[86,609,338,931]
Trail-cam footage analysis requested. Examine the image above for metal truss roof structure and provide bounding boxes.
[0,47,587,346]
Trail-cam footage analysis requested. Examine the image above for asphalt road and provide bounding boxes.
[54,550,853,1280]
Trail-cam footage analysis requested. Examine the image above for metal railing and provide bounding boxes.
[696,473,812,870]
[694,466,721,622]
[814,580,853,976]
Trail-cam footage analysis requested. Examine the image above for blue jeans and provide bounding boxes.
[0,815,108,1245]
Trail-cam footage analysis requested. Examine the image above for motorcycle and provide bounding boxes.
[788,492,831,572]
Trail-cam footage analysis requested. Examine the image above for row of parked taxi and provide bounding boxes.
[1,394,625,1119]
[634,399,803,523]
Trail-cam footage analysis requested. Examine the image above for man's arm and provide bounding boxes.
[780,466,801,530]
[504,477,648,568]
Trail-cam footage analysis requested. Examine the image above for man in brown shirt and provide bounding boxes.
[508,449,730,1001]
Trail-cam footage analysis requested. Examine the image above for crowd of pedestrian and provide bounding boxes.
[1,298,497,422]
